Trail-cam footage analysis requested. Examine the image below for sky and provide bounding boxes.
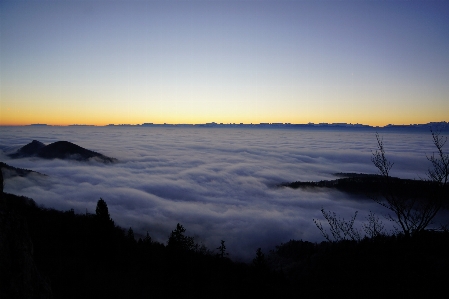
[1,0,449,126]
[2,126,448,261]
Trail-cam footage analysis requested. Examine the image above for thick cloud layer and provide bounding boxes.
[0,126,444,260]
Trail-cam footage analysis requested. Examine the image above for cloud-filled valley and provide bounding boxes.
[0,126,443,260]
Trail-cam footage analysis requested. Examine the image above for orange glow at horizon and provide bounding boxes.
[2,1,448,129]
[1,109,446,128]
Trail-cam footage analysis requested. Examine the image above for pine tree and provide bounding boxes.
[167,223,195,251]
[95,198,111,222]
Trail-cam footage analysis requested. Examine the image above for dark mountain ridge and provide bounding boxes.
[9,140,117,163]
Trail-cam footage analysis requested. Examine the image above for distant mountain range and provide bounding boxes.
[22,121,449,130]
[8,140,117,163]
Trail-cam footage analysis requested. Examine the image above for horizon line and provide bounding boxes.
[1,121,448,128]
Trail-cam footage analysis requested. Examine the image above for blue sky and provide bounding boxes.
[1,0,448,125]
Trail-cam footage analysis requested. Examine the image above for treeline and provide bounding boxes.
[2,192,448,298]
[0,193,287,298]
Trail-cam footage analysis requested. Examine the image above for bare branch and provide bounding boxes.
[372,133,394,178]
[426,129,449,186]
[371,131,447,236]
[314,208,360,242]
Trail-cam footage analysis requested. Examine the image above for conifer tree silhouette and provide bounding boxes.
[167,223,194,251]
[127,227,135,243]
[253,248,266,267]
[216,240,227,258]
[95,198,111,222]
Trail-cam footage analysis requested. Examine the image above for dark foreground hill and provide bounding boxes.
[0,193,289,298]
[9,140,116,163]
[1,191,448,298]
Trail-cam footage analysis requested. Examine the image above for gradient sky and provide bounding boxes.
[1,0,448,126]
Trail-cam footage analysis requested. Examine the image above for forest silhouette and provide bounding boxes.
[1,193,448,298]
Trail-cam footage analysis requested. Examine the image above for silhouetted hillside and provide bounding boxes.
[0,193,288,298]
[267,233,449,298]
[14,140,45,156]
[1,157,448,298]
[1,191,448,298]
[281,172,448,202]
[9,140,117,163]
[0,161,47,178]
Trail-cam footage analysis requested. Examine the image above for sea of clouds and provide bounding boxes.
[0,126,445,261]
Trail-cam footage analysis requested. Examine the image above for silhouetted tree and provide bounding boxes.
[95,198,111,222]
[167,223,195,251]
[313,209,361,242]
[362,211,385,238]
[372,131,448,236]
[253,248,266,268]
[143,231,152,244]
[427,129,449,186]
[127,227,135,243]
[315,130,448,240]
[252,247,270,285]
[194,243,211,255]
[216,240,227,258]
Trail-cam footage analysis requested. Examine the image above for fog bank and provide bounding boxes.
[0,127,441,260]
